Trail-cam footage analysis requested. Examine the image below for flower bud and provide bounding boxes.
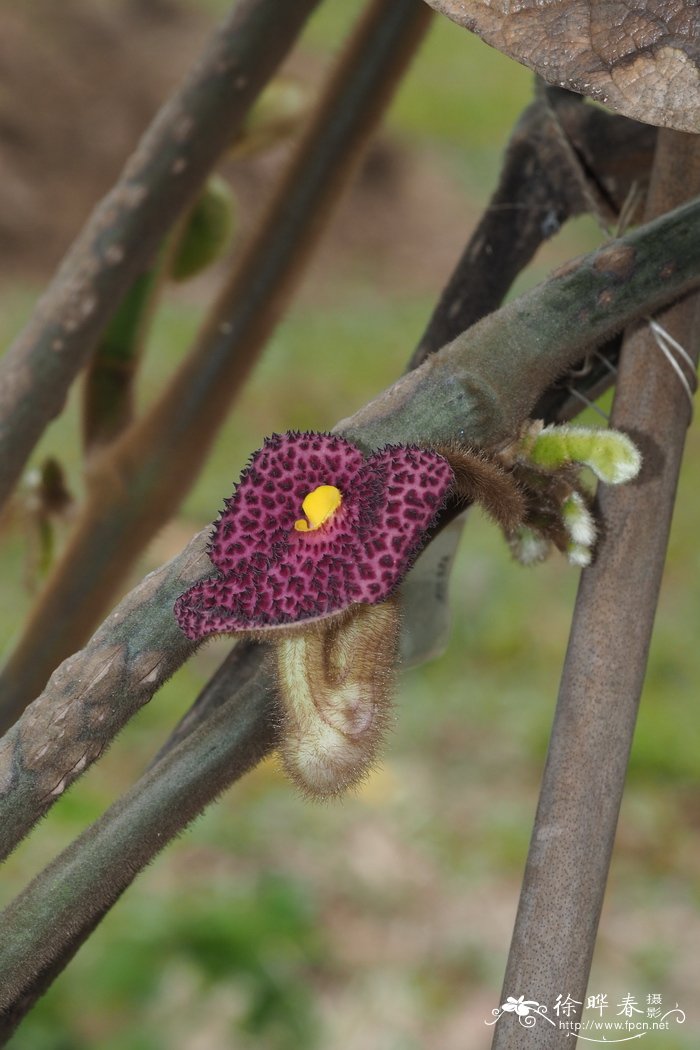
[526,423,641,484]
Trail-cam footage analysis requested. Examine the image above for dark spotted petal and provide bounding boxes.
[353,446,454,603]
[175,530,367,635]
[174,573,258,639]
[174,435,454,637]
[208,431,366,574]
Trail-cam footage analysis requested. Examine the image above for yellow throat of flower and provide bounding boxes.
[294,484,342,532]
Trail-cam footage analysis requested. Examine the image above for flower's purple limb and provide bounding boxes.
[174,432,454,637]
[173,573,354,640]
[353,445,454,603]
[174,572,259,640]
[208,431,367,574]
[276,600,399,798]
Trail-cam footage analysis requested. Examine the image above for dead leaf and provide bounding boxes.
[425,0,700,132]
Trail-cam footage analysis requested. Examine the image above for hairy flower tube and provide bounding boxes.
[175,431,454,638]
[277,600,400,797]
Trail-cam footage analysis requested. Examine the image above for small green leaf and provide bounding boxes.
[169,175,236,282]
[561,491,595,546]
[528,424,642,484]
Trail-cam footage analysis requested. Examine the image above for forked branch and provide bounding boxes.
[2,194,700,863]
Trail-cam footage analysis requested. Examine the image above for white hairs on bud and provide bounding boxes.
[508,526,551,566]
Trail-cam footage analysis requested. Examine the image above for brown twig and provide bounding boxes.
[82,176,238,453]
[0,528,209,858]
[410,84,655,432]
[2,195,700,862]
[0,0,322,512]
[491,130,700,1049]
[0,0,434,730]
[340,195,700,451]
[410,87,655,366]
[81,260,164,452]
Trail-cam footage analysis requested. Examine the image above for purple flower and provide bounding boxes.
[175,431,453,638]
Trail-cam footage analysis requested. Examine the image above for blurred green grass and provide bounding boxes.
[0,3,698,1048]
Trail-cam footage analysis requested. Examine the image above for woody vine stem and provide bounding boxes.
[493,129,700,1049]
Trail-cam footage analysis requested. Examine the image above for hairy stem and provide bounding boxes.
[0,0,322,511]
[0,0,434,730]
[492,131,700,1049]
[0,641,275,1038]
[342,193,700,450]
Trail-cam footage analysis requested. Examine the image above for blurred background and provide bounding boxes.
[0,1,698,1047]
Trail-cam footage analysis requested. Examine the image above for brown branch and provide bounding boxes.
[340,196,700,452]
[410,87,656,366]
[0,528,208,859]
[81,260,164,452]
[2,195,700,863]
[491,131,700,1049]
[0,0,322,512]
[410,84,655,428]
[0,0,434,731]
